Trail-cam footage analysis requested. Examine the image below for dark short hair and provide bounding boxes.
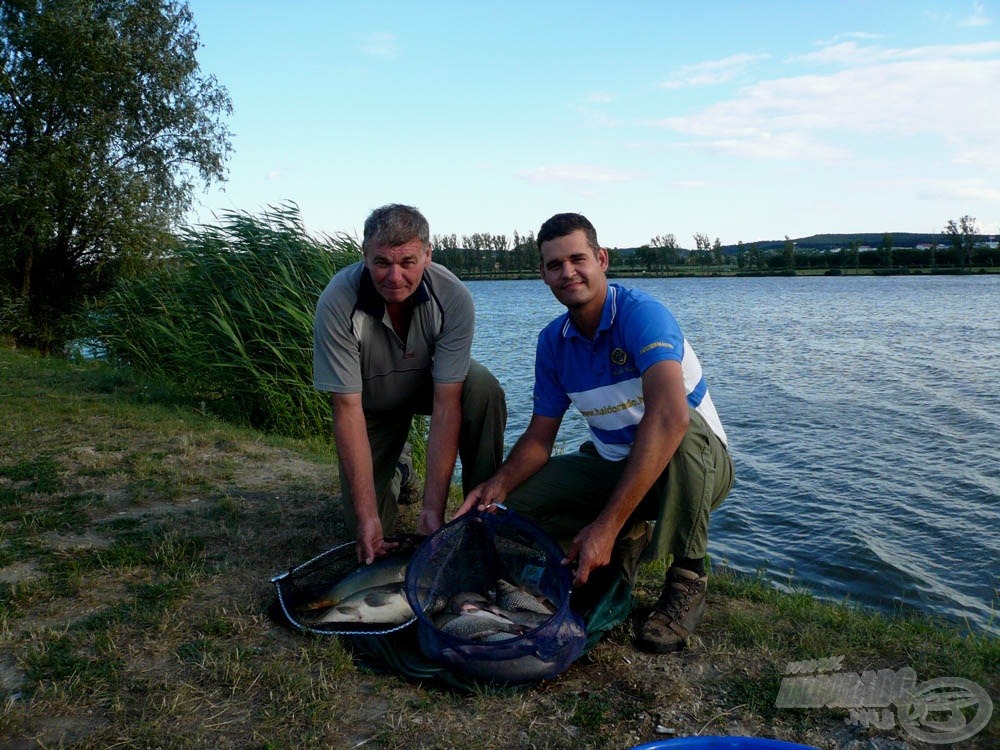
[362,204,430,253]
[537,213,600,256]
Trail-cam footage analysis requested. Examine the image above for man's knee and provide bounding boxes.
[463,361,506,413]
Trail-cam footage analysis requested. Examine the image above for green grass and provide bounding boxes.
[0,346,995,749]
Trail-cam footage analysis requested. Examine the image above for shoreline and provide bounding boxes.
[454,266,1000,281]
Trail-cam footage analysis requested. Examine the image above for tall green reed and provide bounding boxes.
[92,203,359,439]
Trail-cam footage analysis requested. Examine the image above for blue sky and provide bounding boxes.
[184,1,1000,249]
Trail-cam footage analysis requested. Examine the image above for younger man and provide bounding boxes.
[457,212,733,652]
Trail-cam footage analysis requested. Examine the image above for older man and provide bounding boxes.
[314,204,506,564]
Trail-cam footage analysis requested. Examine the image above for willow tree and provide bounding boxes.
[0,0,232,349]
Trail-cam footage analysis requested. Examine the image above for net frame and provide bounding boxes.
[404,509,586,685]
[271,534,425,636]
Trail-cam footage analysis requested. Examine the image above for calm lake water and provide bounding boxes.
[466,274,1000,636]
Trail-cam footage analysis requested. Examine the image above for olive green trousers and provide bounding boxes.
[505,408,734,570]
[338,359,507,538]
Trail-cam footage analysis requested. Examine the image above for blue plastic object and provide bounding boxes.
[629,737,819,750]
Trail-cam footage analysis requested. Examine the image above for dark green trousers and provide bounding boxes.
[338,359,507,538]
[505,408,734,568]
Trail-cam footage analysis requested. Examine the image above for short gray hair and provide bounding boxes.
[362,204,430,254]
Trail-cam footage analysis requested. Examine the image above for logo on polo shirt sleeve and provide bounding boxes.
[639,341,674,355]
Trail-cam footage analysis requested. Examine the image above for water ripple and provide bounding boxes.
[471,275,1000,635]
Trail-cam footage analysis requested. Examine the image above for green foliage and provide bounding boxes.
[945,215,979,269]
[0,456,63,493]
[91,203,360,439]
[23,633,122,684]
[0,0,232,350]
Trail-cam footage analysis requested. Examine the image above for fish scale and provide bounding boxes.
[495,580,556,615]
[313,583,414,624]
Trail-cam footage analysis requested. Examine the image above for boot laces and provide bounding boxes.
[654,576,701,618]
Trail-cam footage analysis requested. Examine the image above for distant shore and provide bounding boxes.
[454,265,1000,281]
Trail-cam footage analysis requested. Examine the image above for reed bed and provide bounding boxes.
[92,203,359,439]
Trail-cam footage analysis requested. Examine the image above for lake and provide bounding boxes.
[466,274,999,636]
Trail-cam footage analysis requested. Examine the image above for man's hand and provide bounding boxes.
[355,516,396,565]
[452,414,562,520]
[416,507,444,536]
[562,520,618,587]
[453,478,507,519]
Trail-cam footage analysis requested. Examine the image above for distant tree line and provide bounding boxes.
[430,231,539,277]
[429,217,999,279]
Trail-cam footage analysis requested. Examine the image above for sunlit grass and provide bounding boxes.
[0,347,996,749]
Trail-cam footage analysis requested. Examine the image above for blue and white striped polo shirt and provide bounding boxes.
[533,283,727,460]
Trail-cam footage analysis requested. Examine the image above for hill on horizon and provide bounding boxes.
[614,231,992,255]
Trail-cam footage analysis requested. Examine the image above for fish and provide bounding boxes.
[445,591,494,614]
[481,631,520,642]
[495,579,556,615]
[311,583,414,625]
[299,556,409,612]
[421,592,450,617]
[438,611,526,640]
[484,653,560,684]
[431,584,560,640]
[457,605,518,627]
[500,609,552,630]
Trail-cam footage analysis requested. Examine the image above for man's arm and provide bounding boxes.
[417,381,464,535]
[565,359,689,585]
[330,392,384,564]
[453,413,562,517]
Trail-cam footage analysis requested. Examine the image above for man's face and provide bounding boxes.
[364,239,431,305]
[539,229,608,310]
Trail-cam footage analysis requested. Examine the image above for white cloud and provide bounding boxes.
[959,0,991,27]
[518,165,637,184]
[953,147,1000,170]
[659,53,769,90]
[655,43,1000,165]
[814,31,884,47]
[916,178,1000,203]
[577,92,623,127]
[686,133,847,162]
[265,170,281,181]
[360,32,397,59]
[577,107,625,128]
[791,40,1000,66]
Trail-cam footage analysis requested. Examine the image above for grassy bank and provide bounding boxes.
[0,348,995,749]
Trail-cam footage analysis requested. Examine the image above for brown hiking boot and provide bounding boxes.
[636,567,707,653]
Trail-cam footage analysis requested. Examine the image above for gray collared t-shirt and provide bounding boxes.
[313,261,474,413]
